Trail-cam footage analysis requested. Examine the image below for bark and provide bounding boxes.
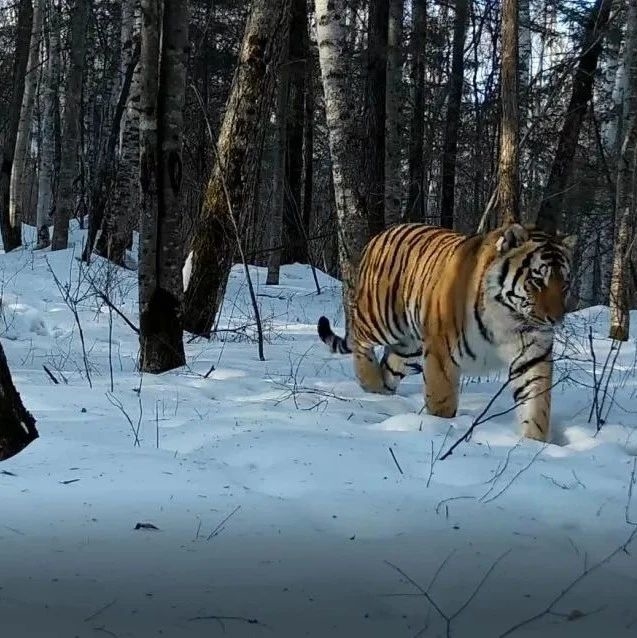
[266,36,291,285]
[282,0,309,264]
[365,0,389,236]
[94,0,141,264]
[384,0,404,226]
[536,0,613,234]
[406,0,426,222]
[35,0,61,250]
[609,0,637,341]
[82,44,139,260]
[496,0,520,225]
[0,342,38,461]
[138,0,187,372]
[0,0,34,251]
[183,0,292,336]
[51,0,89,250]
[301,44,314,257]
[315,0,370,327]
[439,0,469,229]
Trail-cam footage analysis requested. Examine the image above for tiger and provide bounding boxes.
[317,223,576,442]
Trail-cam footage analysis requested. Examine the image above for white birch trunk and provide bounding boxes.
[609,0,637,340]
[315,0,369,326]
[10,0,42,245]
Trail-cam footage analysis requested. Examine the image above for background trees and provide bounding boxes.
[0,0,633,364]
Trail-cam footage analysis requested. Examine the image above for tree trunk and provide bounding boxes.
[94,0,141,265]
[0,343,38,461]
[301,44,314,257]
[282,0,309,264]
[266,35,291,285]
[365,0,389,236]
[0,0,34,251]
[384,0,404,226]
[315,0,370,327]
[82,33,140,261]
[609,0,637,341]
[496,0,520,225]
[35,0,61,250]
[439,0,469,229]
[138,0,187,373]
[535,0,613,234]
[406,0,426,222]
[51,0,89,250]
[183,0,292,337]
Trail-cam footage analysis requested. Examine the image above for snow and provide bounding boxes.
[1,222,637,637]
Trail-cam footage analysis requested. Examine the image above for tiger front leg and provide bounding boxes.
[508,339,553,442]
[423,348,460,418]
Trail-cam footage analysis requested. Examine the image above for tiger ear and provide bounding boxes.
[561,234,577,253]
[495,224,528,254]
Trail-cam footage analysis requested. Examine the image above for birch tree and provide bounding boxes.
[609,0,637,341]
[35,0,61,250]
[0,0,34,251]
[52,0,90,250]
[315,0,369,327]
[138,0,188,373]
[384,0,404,226]
[183,0,292,336]
[95,0,141,264]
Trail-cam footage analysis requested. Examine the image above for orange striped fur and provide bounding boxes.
[318,223,576,442]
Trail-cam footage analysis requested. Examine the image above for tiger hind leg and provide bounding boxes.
[380,345,423,393]
[423,348,460,418]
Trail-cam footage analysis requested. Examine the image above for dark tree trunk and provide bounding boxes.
[535,0,613,234]
[0,343,38,462]
[440,0,469,229]
[365,0,389,236]
[496,0,520,225]
[52,0,89,250]
[183,0,292,337]
[82,43,140,261]
[407,0,426,222]
[138,0,188,373]
[301,44,315,256]
[282,0,309,264]
[0,0,33,252]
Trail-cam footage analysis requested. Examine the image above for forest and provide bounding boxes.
[0,0,637,636]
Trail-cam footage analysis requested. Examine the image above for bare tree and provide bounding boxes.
[496,0,521,225]
[52,0,90,250]
[35,0,61,250]
[0,0,34,251]
[0,343,38,461]
[183,0,292,336]
[535,0,613,234]
[267,33,291,285]
[609,0,637,341]
[315,0,369,327]
[406,0,426,222]
[440,0,469,229]
[94,0,141,265]
[365,0,389,236]
[138,0,188,372]
[384,0,404,226]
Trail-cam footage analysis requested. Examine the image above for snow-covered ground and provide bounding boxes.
[1,223,637,637]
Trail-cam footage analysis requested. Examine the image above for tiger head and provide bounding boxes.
[487,223,576,329]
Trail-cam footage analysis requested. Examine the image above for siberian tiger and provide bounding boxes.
[317,223,576,442]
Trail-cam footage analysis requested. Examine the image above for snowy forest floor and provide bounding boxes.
[1,224,637,637]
